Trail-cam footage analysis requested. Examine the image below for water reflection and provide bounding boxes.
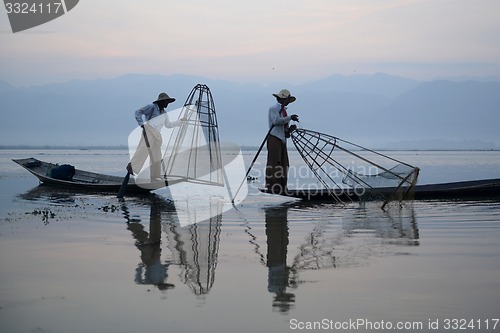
[252,202,420,314]
[122,196,222,297]
[265,206,297,313]
[163,211,222,296]
[18,183,419,312]
[292,202,419,271]
[18,185,78,204]
[341,203,420,247]
[123,200,175,291]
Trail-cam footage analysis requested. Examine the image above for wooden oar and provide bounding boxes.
[116,172,130,199]
[117,126,151,199]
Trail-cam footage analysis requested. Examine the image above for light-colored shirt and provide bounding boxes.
[135,103,181,131]
[268,102,292,143]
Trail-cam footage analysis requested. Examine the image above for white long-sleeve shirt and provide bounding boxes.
[135,103,181,131]
[268,102,292,143]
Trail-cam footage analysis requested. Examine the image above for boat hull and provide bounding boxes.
[259,178,500,201]
[13,157,150,194]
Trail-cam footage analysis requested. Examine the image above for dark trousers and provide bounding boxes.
[266,135,289,194]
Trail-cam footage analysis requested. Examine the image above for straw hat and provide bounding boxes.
[273,89,296,103]
[153,92,175,104]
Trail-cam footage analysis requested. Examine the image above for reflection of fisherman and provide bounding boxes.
[127,201,174,291]
[265,206,296,313]
[126,92,186,181]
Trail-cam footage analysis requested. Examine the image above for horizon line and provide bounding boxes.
[2,71,500,89]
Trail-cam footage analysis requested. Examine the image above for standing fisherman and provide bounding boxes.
[127,92,185,181]
[266,89,299,194]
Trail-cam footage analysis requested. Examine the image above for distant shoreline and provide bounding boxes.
[1,145,499,152]
[0,145,129,150]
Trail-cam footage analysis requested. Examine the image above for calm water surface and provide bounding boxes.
[1,149,500,333]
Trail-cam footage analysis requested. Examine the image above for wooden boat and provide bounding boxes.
[13,157,151,194]
[15,157,500,202]
[259,178,500,201]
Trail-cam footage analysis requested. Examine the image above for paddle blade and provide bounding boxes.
[117,173,131,198]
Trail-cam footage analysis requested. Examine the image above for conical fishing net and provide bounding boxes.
[290,128,419,207]
[161,84,224,186]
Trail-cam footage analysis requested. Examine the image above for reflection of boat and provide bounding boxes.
[18,184,79,203]
[13,157,150,194]
[259,178,500,201]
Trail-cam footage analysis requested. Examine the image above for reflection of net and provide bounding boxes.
[291,129,419,207]
[163,212,222,295]
[292,204,420,271]
[162,84,224,186]
[293,226,337,270]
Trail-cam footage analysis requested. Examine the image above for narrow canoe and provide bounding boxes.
[13,157,150,194]
[259,178,500,201]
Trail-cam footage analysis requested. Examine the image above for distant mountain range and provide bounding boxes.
[1,73,499,149]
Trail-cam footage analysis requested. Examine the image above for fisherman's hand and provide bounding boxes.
[291,114,299,122]
[289,124,297,133]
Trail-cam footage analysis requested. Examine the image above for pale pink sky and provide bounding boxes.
[2,0,500,86]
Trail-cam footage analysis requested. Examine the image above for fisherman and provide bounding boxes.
[127,92,185,181]
[266,89,299,194]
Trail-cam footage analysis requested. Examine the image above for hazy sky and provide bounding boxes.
[2,0,500,86]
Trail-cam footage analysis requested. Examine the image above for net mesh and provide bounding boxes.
[290,128,419,207]
[162,84,224,186]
